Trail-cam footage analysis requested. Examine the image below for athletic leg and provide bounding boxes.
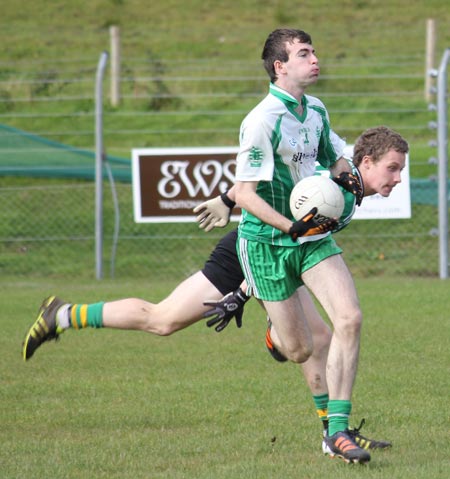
[23,230,243,360]
[297,286,331,396]
[267,285,330,392]
[266,282,389,456]
[103,271,224,335]
[301,253,371,464]
[267,286,330,429]
[301,254,361,401]
[22,272,224,360]
[263,295,313,364]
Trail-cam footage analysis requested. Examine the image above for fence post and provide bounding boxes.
[425,18,436,102]
[110,26,121,107]
[436,48,449,279]
[95,51,109,280]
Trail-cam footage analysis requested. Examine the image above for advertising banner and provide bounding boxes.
[132,147,240,223]
[132,146,411,222]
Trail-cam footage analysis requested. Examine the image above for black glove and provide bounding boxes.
[288,207,338,241]
[332,171,364,206]
[203,287,250,332]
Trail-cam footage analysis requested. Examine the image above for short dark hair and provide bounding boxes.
[261,29,312,82]
[353,126,409,167]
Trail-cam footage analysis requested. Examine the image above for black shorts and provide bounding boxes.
[201,229,244,295]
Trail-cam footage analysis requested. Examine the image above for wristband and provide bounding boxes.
[220,192,236,209]
[236,287,250,303]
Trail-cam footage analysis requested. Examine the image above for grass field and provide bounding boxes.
[1,276,449,479]
[1,1,449,477]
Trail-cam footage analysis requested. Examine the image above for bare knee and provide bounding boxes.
[285,341,313,364]
[143,311,181,336]
[334,308,363,338]
[127,299,180,336]
[149,323,177,336]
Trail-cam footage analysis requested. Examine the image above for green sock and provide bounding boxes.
[327,399,352,436]
[69,302,104,329]
[313,393,329,429]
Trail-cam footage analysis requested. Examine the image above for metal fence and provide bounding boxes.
[0,40,448,280]
[0,178,445,280]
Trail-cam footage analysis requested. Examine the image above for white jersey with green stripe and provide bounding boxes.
[235,83,346,246]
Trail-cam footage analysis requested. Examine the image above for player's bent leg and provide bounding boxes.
[264,295,313,364]
[296,285,331,392]
[22,296,66,361]
[265,318,287,362]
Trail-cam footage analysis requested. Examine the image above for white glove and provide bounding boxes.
[193,193,235,232]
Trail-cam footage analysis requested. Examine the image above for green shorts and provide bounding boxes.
[237,235,342,301]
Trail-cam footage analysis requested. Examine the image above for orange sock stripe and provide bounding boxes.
[265,328,273,348]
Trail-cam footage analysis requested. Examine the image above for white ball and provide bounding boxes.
[289,175,344,221]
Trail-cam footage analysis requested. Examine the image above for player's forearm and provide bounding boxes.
[235,182,292,233]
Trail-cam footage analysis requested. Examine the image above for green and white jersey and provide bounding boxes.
[235,83,346,246]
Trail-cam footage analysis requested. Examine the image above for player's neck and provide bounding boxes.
[275,80,306,105]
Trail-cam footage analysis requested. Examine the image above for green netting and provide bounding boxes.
[0,123,131,182]
[410,178,448,206]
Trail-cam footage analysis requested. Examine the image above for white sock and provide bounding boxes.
[56,304,71,329]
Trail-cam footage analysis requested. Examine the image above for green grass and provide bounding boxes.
[2,277,449,478]
[1,6,449,474]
